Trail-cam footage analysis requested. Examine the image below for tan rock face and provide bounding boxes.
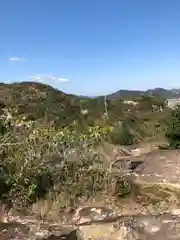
[114,149,180,186]
[0,216,77,240]
[78,214,180,240]
[1,210,180,239]
[72,206,119,225]
[133,149,180,185]
[72,206,180,240]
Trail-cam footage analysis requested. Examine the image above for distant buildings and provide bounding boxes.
[167,98,180,108]
[123,100,138,105]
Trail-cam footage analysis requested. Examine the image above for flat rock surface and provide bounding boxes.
[1,212,180,239]
[72,206,119,225]
[129,149,180,185]
[78,214,180,240]
[0,217,76,240]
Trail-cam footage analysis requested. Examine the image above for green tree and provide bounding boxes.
[108,123,134,146]
[165,105,180,148]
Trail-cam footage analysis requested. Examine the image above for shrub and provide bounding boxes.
[108,123,134,145]
[165,105,180,149]
[0,110,132,208]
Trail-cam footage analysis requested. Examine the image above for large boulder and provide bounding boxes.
[133,149,180,186]
[1,208,180,239]
[114,149,180,186]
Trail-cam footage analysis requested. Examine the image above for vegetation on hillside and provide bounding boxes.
[0,82,83,127]
[0,107,131,209]
[0,82,169,141]
[0,81,173,212]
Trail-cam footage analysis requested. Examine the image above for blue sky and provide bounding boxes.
[0,0,180,96]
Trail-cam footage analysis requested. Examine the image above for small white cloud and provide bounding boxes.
[27,74,70,84]
[9,57,26,62]
[57,77,69,82]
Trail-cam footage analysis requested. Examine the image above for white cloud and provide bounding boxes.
[7,79,11,83]
[27,74,70,84]
[9,57,26,62]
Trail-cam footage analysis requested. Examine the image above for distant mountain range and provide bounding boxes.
[104,88,180,100]
[1,81,180,101]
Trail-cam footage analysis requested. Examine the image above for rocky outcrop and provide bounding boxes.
[132,149,180,186]
[72,206,119,225]
[2,209,180,240]
[78,213,180,240]
[0,216,77,239]
[113,149,180,186]
[112,149,180,208]
[73,207,180,239]
[1,206,180,239]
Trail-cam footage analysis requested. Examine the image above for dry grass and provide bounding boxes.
[134,183,180,208]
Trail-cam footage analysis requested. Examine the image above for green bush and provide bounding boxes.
[165,105,180,149]
[108,123,134,145]
[0,111,132,208]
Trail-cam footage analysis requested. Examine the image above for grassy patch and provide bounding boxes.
[134,183,180,206]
